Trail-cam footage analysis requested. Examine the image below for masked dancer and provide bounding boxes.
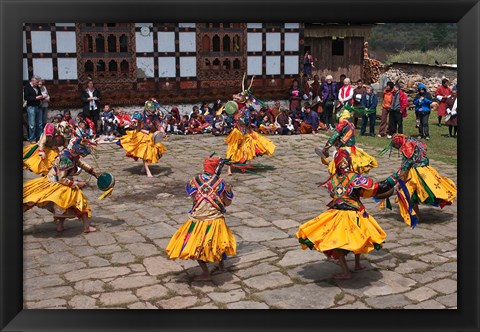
[318,108,377,175]
[223,74,276,175]
[166,156,236,281]
[296,149,399,280]
[23,120,74,175]
[23,137,99,233]
[379,133,457,228]
[118,100,168,177]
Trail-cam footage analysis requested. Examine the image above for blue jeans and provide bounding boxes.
[40,106,49,129]
[27,106,42,141]
[360,113,377,136]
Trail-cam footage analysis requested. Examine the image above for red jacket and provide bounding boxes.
[398,90,409,117]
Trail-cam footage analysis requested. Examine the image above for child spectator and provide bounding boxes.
[212,114,227,136]
[101,103,117,140]
[177,115,189,135]
[77,112,96,137]
[360,86,378,137]
[62,110,76,127]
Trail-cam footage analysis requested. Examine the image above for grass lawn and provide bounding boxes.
[352,98,458,167]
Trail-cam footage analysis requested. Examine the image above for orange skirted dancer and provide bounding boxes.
[378,133,457,228]
[296,149,399,280]
[223,73,275,175]
[23,137,99,233]
[118,100,168,177]
[166,157,236,281]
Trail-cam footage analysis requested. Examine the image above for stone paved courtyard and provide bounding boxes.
[23,132,457,309]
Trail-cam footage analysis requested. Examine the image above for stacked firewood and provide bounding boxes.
[363,58,387,85]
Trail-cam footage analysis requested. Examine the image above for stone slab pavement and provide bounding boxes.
[23,132,457,309]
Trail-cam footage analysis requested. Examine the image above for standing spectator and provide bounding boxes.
[303,51,314,79]
[378,81,394,137]
[388,83,409,138]
[321,75,337,130]
[360,86,378,137]
[336,74,347,95]
[62,110,76,127]
[81,80,102,135]
[445,85,458,138]
[310,75,324,122]
[434,78,452,127]
[288,79,302,121]
[37,79,50,130]
[413,83,433,140]
[337,78,354,115]
[352,79,366,128]
[23,75,44,143]
[299,103,319,134]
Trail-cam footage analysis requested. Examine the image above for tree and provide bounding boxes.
[432,23,448,46]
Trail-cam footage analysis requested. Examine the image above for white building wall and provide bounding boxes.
[135,31,154,52]
[158,57,176,78]
[266,33,281,52]
[56,31,77,53]
[158,32,175,52]
[284,33,299,52]
[247,56,262,76]
[136,57,155,78]
[180,57,196,77]
[266,56,281,75]
[247,33,262,52]
[33,58,54,80]
[284,55,299,75]
[57,58,77,80]
[31,31,52,53]
[179,32,196,52]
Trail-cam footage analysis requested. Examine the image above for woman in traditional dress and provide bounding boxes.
[224,74,276,175]
[166,157,236,281]
[379,133,457,228]
[23,137,99,233]
[318,108,378,175]
[118,100,168,177]
[296,149,399,280]
[23,120,74,175]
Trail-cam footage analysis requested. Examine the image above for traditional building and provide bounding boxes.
[23,23,372,107]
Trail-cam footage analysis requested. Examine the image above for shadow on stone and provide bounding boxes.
[417,208,454,225]
[124,164,173,176]
[25,216,126,239]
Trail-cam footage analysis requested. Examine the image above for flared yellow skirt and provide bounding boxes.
[119,131,167,164]
[225,128,275,163]
[166,217,237,263]
[23,144,59,175]
[23,176,91,218]
[396,165,457,226]
[296,209,386,257]
[328,146,378,175]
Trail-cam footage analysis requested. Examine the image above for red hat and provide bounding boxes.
[334,148,352,174]
[203,157,221,174]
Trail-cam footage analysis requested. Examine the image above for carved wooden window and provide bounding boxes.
[223,35,231,52]
[202,35,210,52]
[107,35,116,52]
[76,23,136,84]
[212,35,220,51]
[196,23,247,80]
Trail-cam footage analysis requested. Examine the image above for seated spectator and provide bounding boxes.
[114,108,132,136]
[176,115,189,135]
[291,106,305,134]
[212,114,227,136]
[203,111,215,133]
[101,104,117,140]
[190,105,200,119]
[165,114,177,134]
[186,113,203,135]
[200,102,212,116]
[62,110,76,126]
[275,108,294,135]
[259,115,277,135]
[52,113,63,125]
[75,119,94,139]
[170,106,181,124]
[212,99,223,115]
[76,112,97,137]
[300,103,319,134]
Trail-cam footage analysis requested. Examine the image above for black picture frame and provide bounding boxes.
[1,0,478,331]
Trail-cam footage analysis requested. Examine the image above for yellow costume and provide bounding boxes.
[23,121,72,175]
[23,139,97,221]
[381,134,457,227]
[166,158,236,263]
[119,130,167,164]
[225,127,275,163]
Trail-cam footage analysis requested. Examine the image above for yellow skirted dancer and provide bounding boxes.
[378,134,457,228]
[23,121,73,175]
[318,109,378,175]
[23,137,99,233]
[118,100,168,177]
[297,149,398,280]
[166,157,236,281]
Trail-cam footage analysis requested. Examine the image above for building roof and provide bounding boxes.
[304,23,377,38]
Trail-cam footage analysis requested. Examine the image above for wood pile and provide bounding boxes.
[363,58,387,85]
